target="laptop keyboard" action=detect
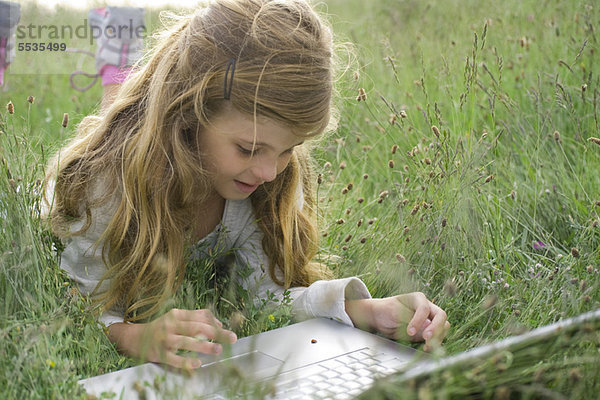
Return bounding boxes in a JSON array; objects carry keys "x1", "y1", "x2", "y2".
[{"x1": 268, "y1": 348, "x2": 408, "y2": 400}]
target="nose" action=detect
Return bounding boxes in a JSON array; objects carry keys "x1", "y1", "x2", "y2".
[{"x1": 251, "y1": 158, "x2": 278, "y2": 183}]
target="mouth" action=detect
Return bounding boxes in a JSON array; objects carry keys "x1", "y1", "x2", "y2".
[{"x1": 234, "y1": 180, "x2": 259, "y2": 194}]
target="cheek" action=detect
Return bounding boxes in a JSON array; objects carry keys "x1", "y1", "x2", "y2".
[{"x1": 276, "y1": 154, "x2": 292, "y2": 174}]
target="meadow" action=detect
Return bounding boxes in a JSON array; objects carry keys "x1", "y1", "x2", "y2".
[{"x1": 1, "y1": 0, "x2": 599, "y2": 398}]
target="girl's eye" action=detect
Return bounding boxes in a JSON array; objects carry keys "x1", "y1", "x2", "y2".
[{"x1": 237, "y1": 145, "x2": 255, "y2": 156}]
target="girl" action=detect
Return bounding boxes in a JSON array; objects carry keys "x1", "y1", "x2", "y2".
[{"x1": 45, "y1": 0, "x2": 450, "y2": 370}]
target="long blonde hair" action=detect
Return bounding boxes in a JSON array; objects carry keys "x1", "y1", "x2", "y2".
[{"x1": 46, "y1": 0, "x2": 335, "y2": 321}]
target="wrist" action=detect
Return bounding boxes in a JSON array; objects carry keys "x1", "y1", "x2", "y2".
[
  {"x1": 107, "y1": 322, "x2": 143, "y2": 359},
  {"x1": 345, "y1": 298, "x2": 375, "y2": 331}
]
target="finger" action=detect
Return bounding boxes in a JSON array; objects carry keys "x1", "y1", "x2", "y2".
[
  {"x1": 172, "y1": 309, "x2": 221, "y2": 325},
  {"x1": 172, "y1": 335, "x2": 224, "y2": 355},
  {"x1": 403, "y1": 293, "x2": 431, "y2": 337},
  {"x1": 176, "y1": 322, "x2": 237, "y2": 344},
  {"x1": 423, "y1": 321, "x2": 450, "y2": 352},
  {"x1": 443, "y1": 320, "x2": 451, "y2": 338},
  {"x1": 165, "y1": 351, "x2": 202, "y2": 370},
  {"x1": 422, "y1": 303, "x2": 448, "y2": 344}
]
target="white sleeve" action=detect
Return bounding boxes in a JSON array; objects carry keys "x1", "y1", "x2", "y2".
[
  {"x1": 59, "y1": 197, "x2": 125, "y2": 326},
  {"x1": 232, "y1": 221, "x2": 371, "y2": 327}
]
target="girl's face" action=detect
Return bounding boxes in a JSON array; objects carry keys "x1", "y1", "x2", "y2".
[{"x1": 199, "y1": 107, "x2": 304, "y2": 200}]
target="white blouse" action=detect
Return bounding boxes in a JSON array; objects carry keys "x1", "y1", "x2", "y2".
[{"x1": 59, "y1": 195, "x2": 371, "y2": 327}]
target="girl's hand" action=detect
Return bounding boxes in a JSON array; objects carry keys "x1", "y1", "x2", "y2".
[
  {"x1": 346, "y1": 292, "x2": 450, "y2": 351},
  {"x1": 108, "y1": 308, "x2": 237, "y2": 369}
]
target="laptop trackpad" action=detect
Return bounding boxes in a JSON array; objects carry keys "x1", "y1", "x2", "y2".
[{"x1": 202, "y1": 351, "x2": 284, "y2": 380}]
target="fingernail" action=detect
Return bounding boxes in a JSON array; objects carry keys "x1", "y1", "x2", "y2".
[
  {"x1": 230, "y1": 332, "x2": 237, "y2": 342},
  {"x1": 214, "y1": 344, "x2": 222, "y2": 354},
  {"x1": 193, "y1": 360, "x2": 202, "y2": 368},
  {"x1": 424, "y1": 331, "x2": 432, "y2": 340},
  {"x1": 408, "y1": 327, "x2": 416, "y2": 336}
]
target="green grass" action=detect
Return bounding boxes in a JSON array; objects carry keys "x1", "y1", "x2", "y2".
[{"x1": 1, "y1": 0, "x2": 599, "y2": 398}]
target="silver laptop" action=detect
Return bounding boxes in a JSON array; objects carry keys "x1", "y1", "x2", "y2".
[
  {"x1": 79, "y1": 317, "x2": 426, "y2": 399},
  {"x1": 80, "y1": 308, "x2": 600, "y2": 399}
]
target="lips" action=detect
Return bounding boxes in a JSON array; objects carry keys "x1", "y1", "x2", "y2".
[{"x1": 234, "y1": 180, "x2": 259, "y2": 194}]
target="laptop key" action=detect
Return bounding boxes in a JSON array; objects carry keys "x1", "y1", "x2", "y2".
[
  {"x1": 320, "y1": 358, "x2": 346, "y2": 369},
  {"x1": 342, "y1": 380, "x2": 362, "y2": 390},
  {"x1": 339, "y1": 373, "x2": 359, "y2": 382},
  {"x1": 321, "y1": 370, "x2": 339, "y2": 379},
  {"x1": 336, "y1": 366, "x2": 353, "y2": 375},
  {"x1": 356, "y1": 376, "x2": 374, "y2": 386},
  {"x1": 314, "y1": 381, "x2": 330, "y2": 390},
  {"x1": 327, "y1": 384, "x2": 347, "y2": 394}
]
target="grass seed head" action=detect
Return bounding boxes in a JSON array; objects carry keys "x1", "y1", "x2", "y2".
[
  {"x1": 62, "y1": 113, "x2": 69, "y2": 128},
  {"x1": 391, "y1": 144, "x2": 398, "y2": 154},
  {"x1": 582, "y1": 83, "x2": 587, "y2": 92},
  {"x1": 485, "y1": 174, "x2": 494, "y2": 183},
  {"x1": 441, "y1": 217, "x2": 447, "y2": 227},
  {"x1": 357, "y1": 197, "x2": 364, "y2": 204},
  {"x1": 553, "y1": 130, "x2": 561, "y2": 142},
  {"x1": 569, "y1": 368, "x2": 583, "y2": 383},
  {"x1": 431, "y1": 125, "x2": 440, "y2": 138},
  {"x1": 339, "y1": 161, "x2": 346, "y2": 170},
  {"x1": 482, "y1": 294, "x2": 498, "y2": 310},
  {"x1": 571, "y1": 248, "x2": 580, "y2": 258},
  {"x1": 346, "y1": 182, "x2": 353, "y2": 190},
  {"x1": 399, "y1": 110, "x2": 407, "y2": 118},
  {"x1": 443, "y1": 280, "x2": 457, "y2": 297},
  {"x1": 570, "y1": 277, "x2": 579, "y2": 285},
  {"x1": 336, "y1": 218, "x2": 345, "y2": 224},
  {"x1": 27, "y1": 96, "x2": 35, "y2": 104},
  {"x1": 396, "y1": 253, "x2": 406, "y2": 263},
  {"x1": 356, "y1": 88, "x2": 367, "y2": 102},
  {"x1": 344, "y1": 234, "x2": 352, "y2": 242},
  {"x1": 388, "y1": 160, "x2": 394, "y2": 168},
  {"x1": 410, "y1": 204, "x2": 420, "y2": 215},
  {"x1": 588, "y1": 137, "x2": 600, "y2": 146},
  {"x1": 363, "y1": 173, "x2": 369, "y2": 179},
  {"x1": 494, "y1": 386, "x2": 511, "y2": 400},
  {"x1": 389, "y1": 114, "x2": 397, "y2": 125},
  {"x1": 229, "y1": 311, "x2": 245, "y2": 331},
  {"x1": 7, "y1": 101, "x2": 14, "y2": 114}
]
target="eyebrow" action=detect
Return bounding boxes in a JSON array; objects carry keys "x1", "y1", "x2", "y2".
[{"x1": 240, "y1": 139, "x2": 304, "y2": 152}]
